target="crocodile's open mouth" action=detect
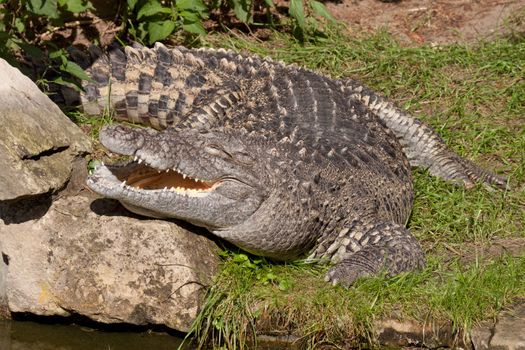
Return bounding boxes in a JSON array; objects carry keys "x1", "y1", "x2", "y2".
[{"x1": 116, "y1": 162, "x2": 217, "y2": 194}]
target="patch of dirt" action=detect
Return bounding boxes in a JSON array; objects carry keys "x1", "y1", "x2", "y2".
[
  {"x1": 40, "y1": 12, "x2": 122, "y2": 49},
  {"x1": 435, "y1": 237, "x2": 525, "y2": 265},
  {"x1": 325, "y1": 0, "x2": 525, "y2": 44}
]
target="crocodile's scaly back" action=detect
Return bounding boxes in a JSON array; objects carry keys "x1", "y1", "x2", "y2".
[{"x1": 85, "y1": 43, "x2": 506, "y2": 286}]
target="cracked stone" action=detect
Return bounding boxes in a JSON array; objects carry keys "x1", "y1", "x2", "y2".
[{"x1": 0, "y1": 58, "x2": 90, "y2": 201}]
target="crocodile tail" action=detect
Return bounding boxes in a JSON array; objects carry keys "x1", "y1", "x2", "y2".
[
  {"x1": 80, "y1": 43, "x2": 269, "y2": 130},
  {"x1": 344, "y1": 80, "x2": 507, "y2": 189}
]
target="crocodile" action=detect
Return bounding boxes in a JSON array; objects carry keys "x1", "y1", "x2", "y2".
[{"x1": 85, "y1": 42, "x2": 506, "y2": 287}]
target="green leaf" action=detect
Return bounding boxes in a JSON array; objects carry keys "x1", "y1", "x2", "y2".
[
  {"x1": 53, "y1": 76, "x2": 82, "y2": 91},
  {"x1": 179, "y1": 10, "x2": 201, "y2": 23},
  {"x1": 49, "y1": 48, "x2": 67, "y2": 59},
  {"x1": 233, "y1": 0, "x2": 251, "y2": 23},
  {"x1": 5, "y1": 37, "x2": 21, "y2": 51},
  {"x1": 63, "y1": 0, "x2": 93, "y2": 12},
  {"x1": 263, "y1": 0, "x2": 274, "y2": 7},
  {"x1": 182, "y1": 20, "x2": 206, "y2": 35},
  {"x1": 127, "y1": 0, "x2": 138, "y2": 11},
  {"x1": 289, "y1": 0, "x2": 305, "y2": 29},
  {"x1": 61, "y1": 60, "x2": 91, "y2": 81},
  {"x1": 19, "y1": 43, "x2": 45, "y2": 59},
  {"x1": 136, "y1": 21, "x2": 148, "y2": 41},
  {"x1": 147, "y1": 20, "x2": 176, "y2": 43},
  {"x1": 87, "y1": 159, "x2": 102, "y2": 174},
  {"x1": 14, "y1": 18, "x2": 25, "y2": 33},
  {"x1": 310, "y1": 0, "x2": 335, "y2": 22},
  {"x1": 263, "y1": 272, "x2": 277, "y2": 282},
  {"x1": 137, "y1": 0, "x2": 171, "y2": 19},
  {"x1": 176, "y1": 0, "x2": 207, "y2": 13},
  {"x1": 278, "y1": 278, "x2": 291, "y2": 291},
  {"x1": 232, "y1": 253, "x2": 249, "y2": 263},
  {"x1": 27, "y1": 0, "x2": 59, "y2": 18}
]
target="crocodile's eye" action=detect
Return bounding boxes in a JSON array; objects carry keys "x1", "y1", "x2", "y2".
[{"x1": 204, "y1": 145, "x2": 232, "y2": 158}]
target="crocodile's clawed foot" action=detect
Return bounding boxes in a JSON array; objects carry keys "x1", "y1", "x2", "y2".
[
  {"x1": 321, "y1": 222, "x2": 426, "y2": 288},
  {"x1": 325, "y1": 259, "x2": 376, "y2": 287}
]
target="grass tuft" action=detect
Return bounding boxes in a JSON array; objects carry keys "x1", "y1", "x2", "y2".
[{"x1": 189, "y1": 252, "x2": 525, "y2": 348}]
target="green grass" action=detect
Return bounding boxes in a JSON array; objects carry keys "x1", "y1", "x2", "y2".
[
  {"x1": 190, "y1": 253, "x2": 525, "y2": 348},
  {"x1": 183, "y1": 28, "x2": 525, "y2": 348},
  {"x1": 68, "y1": 108, "x2": 114, "y2": 140}
]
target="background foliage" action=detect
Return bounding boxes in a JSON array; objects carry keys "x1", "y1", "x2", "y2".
[{"x1": 0, "y1": 0, "x2": 335, "y2": 87}]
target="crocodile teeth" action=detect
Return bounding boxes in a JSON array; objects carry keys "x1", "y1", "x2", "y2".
[
  {"x1": 120, "y1": 180, "x2": 127, "y2": 188},
  {"x1": 138, "y1": 159, "x2": 143, "y2": 164},
  {"x1": 134, "y1": 156, "x2": 138, "y2": 161},
  {"x1": 182, "y1": 174, "x2": 186, "y2": 179}
]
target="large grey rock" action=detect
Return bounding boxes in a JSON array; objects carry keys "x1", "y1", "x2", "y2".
[
  {"x1": 0, "y1": 58, "x2": 91, "y2": 201},
  {"x1": 0, "y1": 194, "x2": 220, "y2": 332},
  {"x1": 471, "y1": 303, "x2": 525, "y2": 350},
  {"x1": 489, "y1": 303, "x2": 525, "y2": 350},
  {"x1": 471, "y1": 320, "x2": 494, "y2": 350},
  {"x1": 374, "y1": 318, "x2": 465, "y2": 348}
]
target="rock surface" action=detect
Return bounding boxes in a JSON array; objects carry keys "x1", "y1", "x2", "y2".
[
  {"x1": 373, "y1": 318, "x2": 464, "y2": 348},
  {"x1": 0, "y1": 57, "x2": 220, "y2": 332},
  {"x1": 471, "y1": 320, "x2": 494, "y2": 350},
  {"x1": 0, "y1": 58, "x2": 90, "y2": 201},
  {"x1": 472, "y1": 303, "x2": 525, "y2": 350},
  {"x1": 371, "y1": 303, "x2": 525, "y2": 350},
  {"x1": 0, "y1": 193, "x2": 220, "y2": 332}
]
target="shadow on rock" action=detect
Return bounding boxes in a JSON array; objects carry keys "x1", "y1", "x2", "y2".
[
  {"x1": 89, "y1": 197, "x2": 135, "y2": 217},
  {"x1": 0, "y1": 194, "x2": 52, "y2": 225},
  {"x1": 89, "y1": 198, "x2": 219, "y2": 243}
]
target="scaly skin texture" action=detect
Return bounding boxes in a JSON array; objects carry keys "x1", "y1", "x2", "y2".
[{"x1": 85, "y1": 43, "x2": 506, "y2": 286}]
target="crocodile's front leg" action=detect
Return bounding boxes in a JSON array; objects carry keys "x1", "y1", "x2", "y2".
[{"x1": 311, "y1": 221, "x2": 425, "y2": 287}]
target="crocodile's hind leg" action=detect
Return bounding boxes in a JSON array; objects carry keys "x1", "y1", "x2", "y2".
[
  {"x1": 344, "y1": 80, "x2": 507, "y2": 189},
  {"x1": 310, "y1": 221, "x2": 425, "y2": 287}
]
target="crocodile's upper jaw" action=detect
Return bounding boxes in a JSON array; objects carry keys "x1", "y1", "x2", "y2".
[{"x1": 87, "y1": 125, "x2": 267, "y2": 230}]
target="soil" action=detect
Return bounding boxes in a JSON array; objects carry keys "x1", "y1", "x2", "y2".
[
  {"x1": 440, "y1": 237, "x2": 525, "y2": 265},
  {"x1": 325, "y1": 0, "x2": 525, "y2": 45}
]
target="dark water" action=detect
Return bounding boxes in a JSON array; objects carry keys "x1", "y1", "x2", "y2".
[{"x1": 0, "y1": 319, "x2": 191, "y2": 350}]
